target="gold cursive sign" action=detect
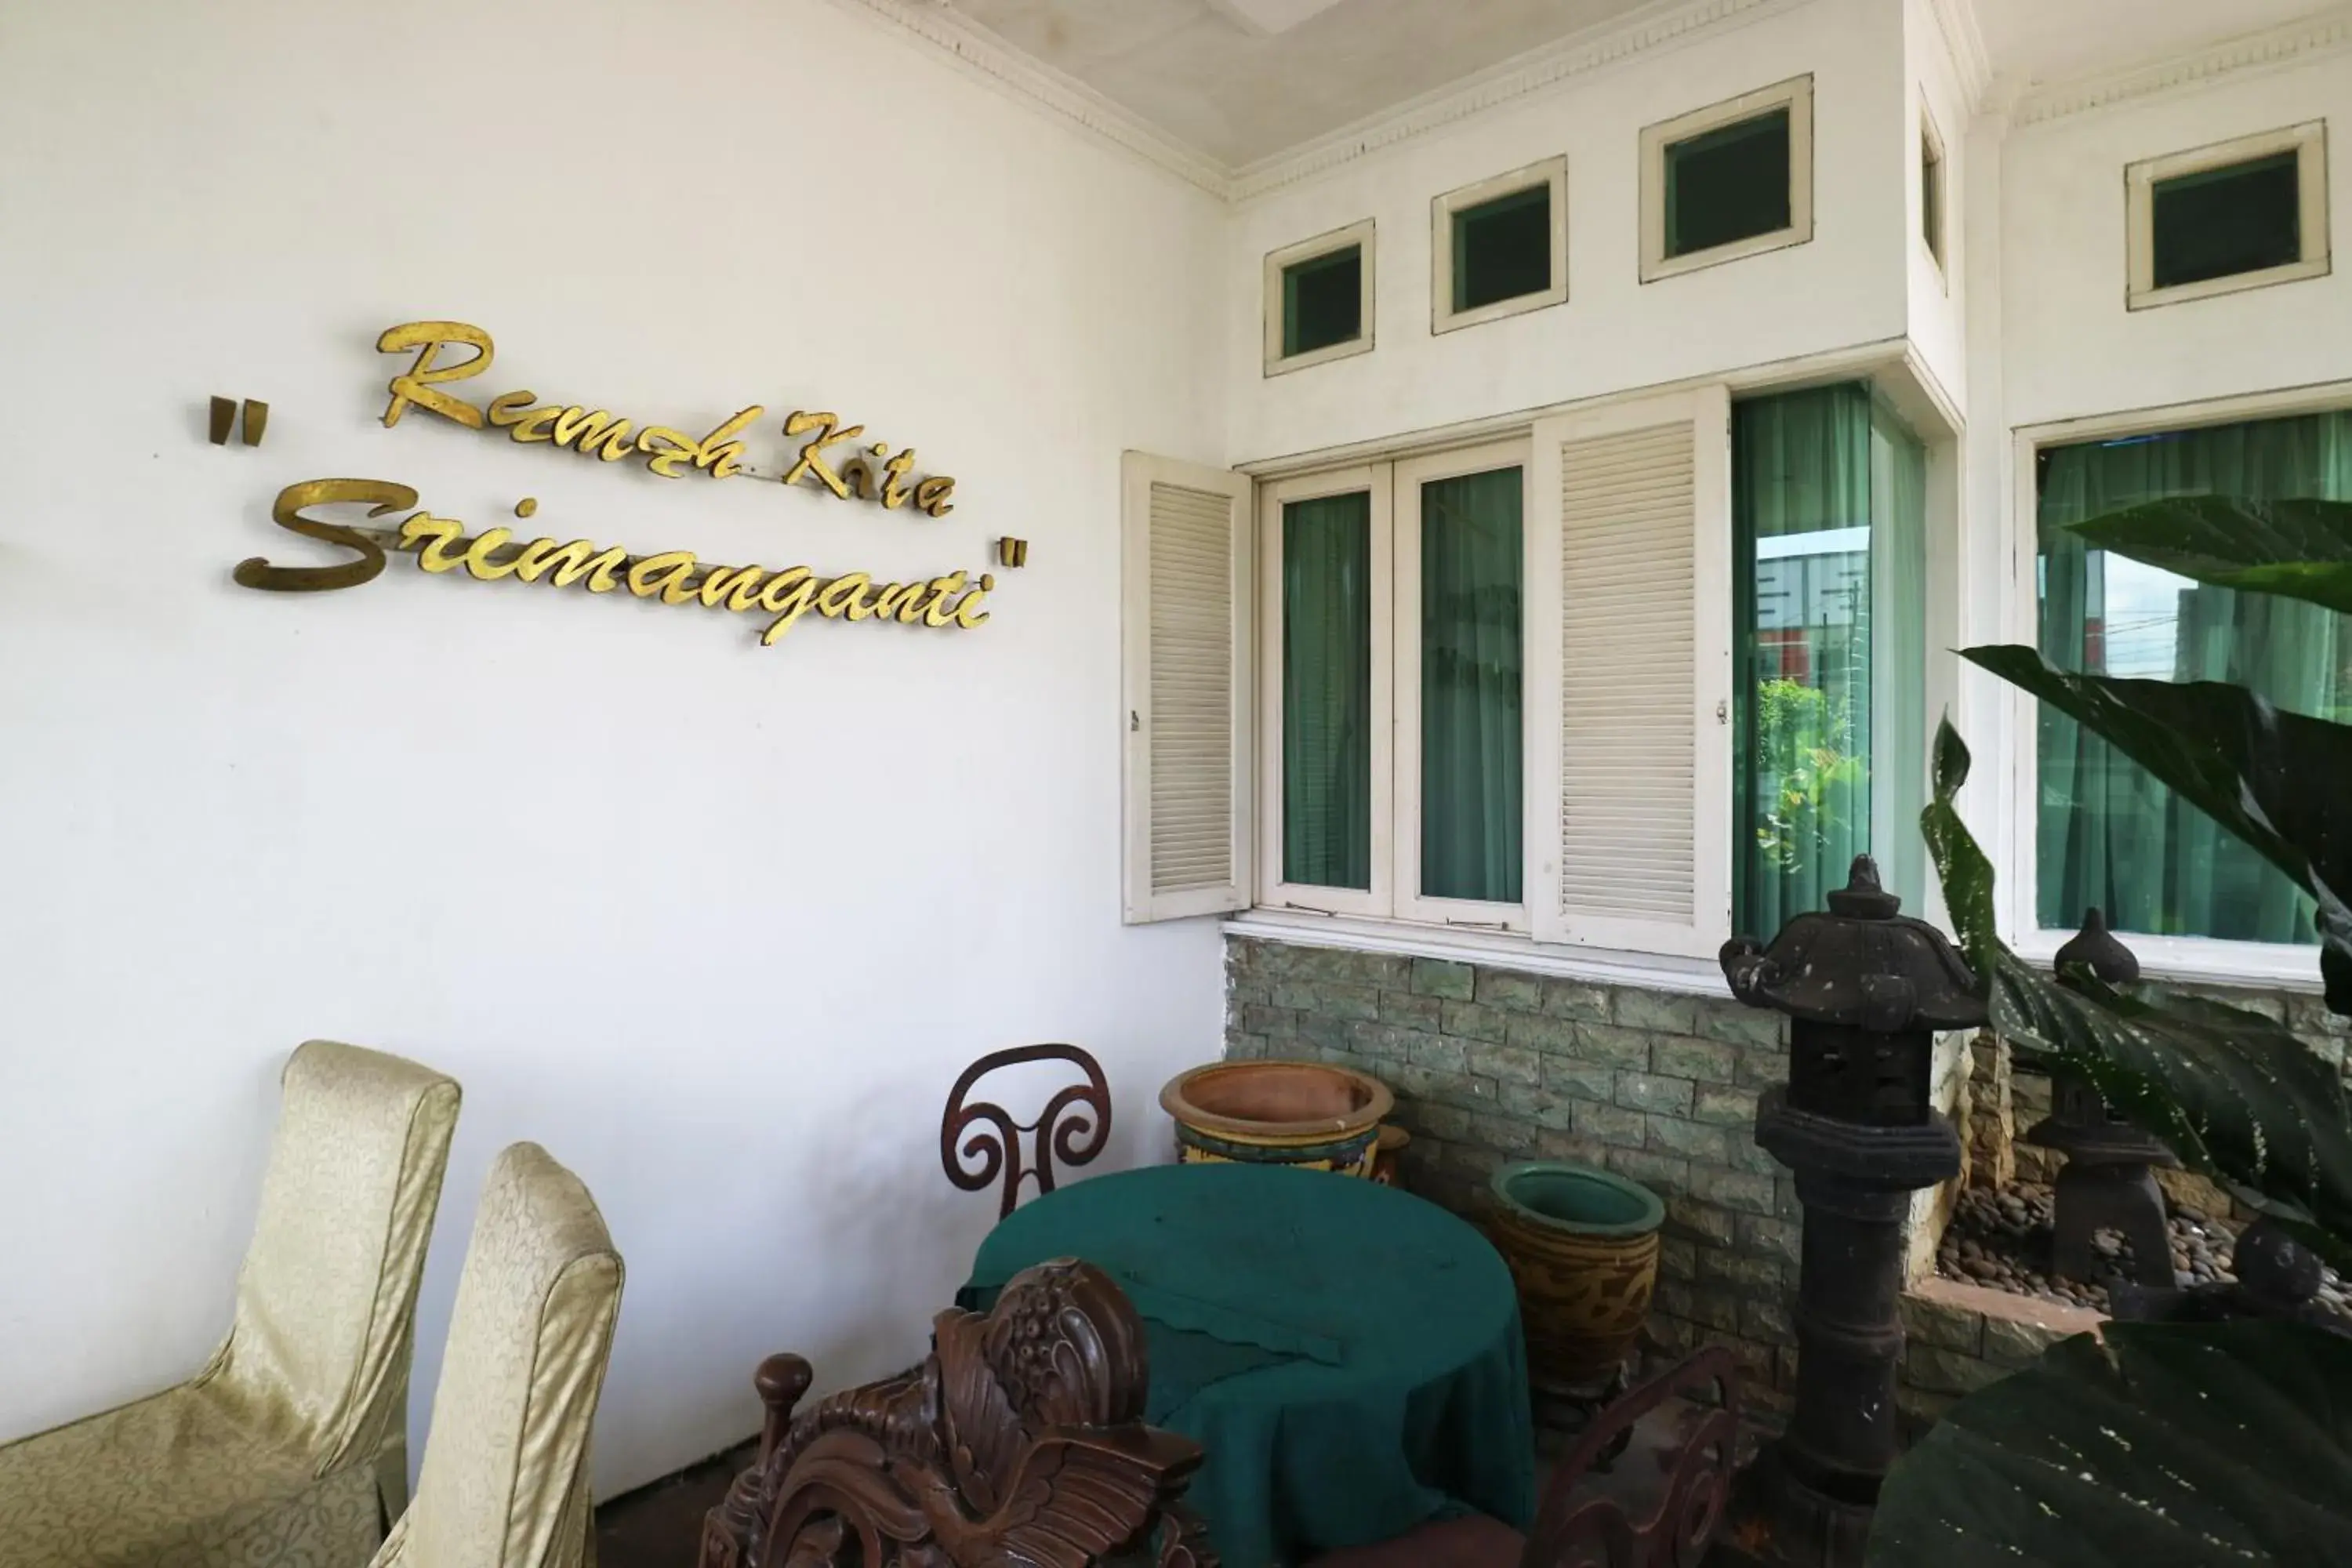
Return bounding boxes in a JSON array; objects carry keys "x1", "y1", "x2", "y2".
[
  {"x1": 376, "y1": 321, "x2": 956, "y2": 515},
  {"x1": 235, "y1": 479, "x2": 989, "y2": 648}
]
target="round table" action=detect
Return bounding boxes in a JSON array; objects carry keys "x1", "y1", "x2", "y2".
[{"x1": 961, "y1": 1162, "x2": 1535, "y2": 1568}]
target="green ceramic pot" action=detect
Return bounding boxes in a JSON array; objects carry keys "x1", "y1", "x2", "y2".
[{"x1": 1487, "y1": 1161, "x2": 1667, "y2": 1388}]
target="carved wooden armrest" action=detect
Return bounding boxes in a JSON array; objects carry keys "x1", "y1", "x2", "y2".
[
  {"x1": 702, "y1": 1355, "x2": 815, "y2": 1568},
  {"x1": 700, "y1": 1260, "x2": 1216, "y2": 1568},
  {"x1": 1521, "y1": 1346, "x2": 1743, "y2": 1568}
]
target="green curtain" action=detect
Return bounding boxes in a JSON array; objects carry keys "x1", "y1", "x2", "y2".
[
  {"x1": 1283, "y1": 492, "x2": 1374, "y2": 890},
  {"x1": 1732, "y1": 384, "x2": 1925, "y2": 938},
  {"x1": 2037, "y1": 413, "x2": 2352, "y2": 942},
  {"x1": 1421, "y1": 467, "x2": 1523, "y2": 904}
]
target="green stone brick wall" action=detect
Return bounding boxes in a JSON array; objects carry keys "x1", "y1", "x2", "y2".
[
  {"x1": 1225, "y1": 933, "x2": 2341, "y2": 1432},
  {"x1": 1224, "y1": 935, "x2": 1802, "y2": 1408}
]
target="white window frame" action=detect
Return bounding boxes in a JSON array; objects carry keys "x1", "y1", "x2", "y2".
[
  {"x1": 2005, "y1": 390, "x2": 2344, "y2": 989},
  {"x1": 1920, "y1": 103, "x2": 1947, "y2": 280},
  {"x1": 1432, "y1": 156, "x2": 1569, "y2": 335},
  {"x1": 1264, "y1": 219, "x2": 1377, "y2": 376},
  {"x1": 1639, "y1": 75, "x2": 1815, "y2": 285},
  {"x1": 1254, "y1": 443, "x2": 1532, "y2": 931},
  {"x1": 1258, "y1": 466, "x2": 1395, "y2": 919},
  {"x1": 2126, "y1": 121, "x2": 2329, "y2": 312},
  {"x1": 1393, "y1": 439, "x2": 1534, "y2": 932},
  {"x1": 1233, "y1": 347, "x2": 1961, "y2": 985}
]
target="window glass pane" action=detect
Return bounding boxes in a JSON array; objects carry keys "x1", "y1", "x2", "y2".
[
  {"x1": 1922, "y1": 136, "x2": 1944, "y2": 260},
  {"x1": 1421, "y1": 466, "x2": 1523, "y2": 904},
  {"x1": 1282, "y1": 245, "x2": 1363, "y2": 358},
  {"x1": 2152, "y1": 151, "x2": 2300, "y2": 289},
  {"x1": 1282, "y1": 492, "x2": 1374, "y2": 890},
  {"x1": 2036, "y1": 414, "x2": 2352, "y2": 942},
  {"x1": 1665, "y1": 107, "x2": 1791, "y2": 259},
  {"x1": 1731, "y1": 384, "x2": 1925, "y2": 938},
  {"x1": 1453, "y1": 183, "x2": 1552, "y2": 313}
]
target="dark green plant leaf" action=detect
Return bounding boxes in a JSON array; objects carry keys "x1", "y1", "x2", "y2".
[
  {"x1": 2067, "y1": 495, "x2": 2352, "y2": 617},
  {"x1": 1869, "y1": 1321, "x2": 2352, "y2": 1566},
  {"x1": 1962, "y1": 644, "x2": 2352, "y2": 1017},
  {"x1": 1923, "y1": 724, "x2": 2352, "y2": 1269},
  {"x1": 1921, "y1": 718, "x2": 1997, "y2": 960}
]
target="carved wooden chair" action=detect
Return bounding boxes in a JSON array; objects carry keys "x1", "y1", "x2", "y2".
[
  {"x1": 942, "y1": 1044, "x2": 1112, "y2": 1218},
  {"x1": 1303, "y1": 1348, "x2": 1743, "y2": 1568},
  {"x1": 700, "y1": 1258, "x2": 1214, "y2": 1568}
]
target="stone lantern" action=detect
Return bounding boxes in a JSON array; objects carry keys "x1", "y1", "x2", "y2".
[
  {"x1": 1719, "y1": 856, "x2": 1984, "y2": 1566},
  {"x1": 2027, "y1": 908, "x2": 2179, "y2": 1290}
]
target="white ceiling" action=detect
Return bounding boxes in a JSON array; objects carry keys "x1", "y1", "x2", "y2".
[
  {"x1": 942, "y1": 0, "x2": 1663, "y2": 168},
  {"x1": 1973, "y1": 0, "x2": 2329, "y2": 87},
  {"x1": 935, "y1": 0, "x2": 2346, "y2": 172}
]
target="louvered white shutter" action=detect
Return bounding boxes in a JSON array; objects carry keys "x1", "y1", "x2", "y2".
[
  {"x1": 1524, "y1": 387, "x2": 1732, "y2": 956},
  {"x1": 1122, "y1": 452, "x2": 1254, "y2": 924}
]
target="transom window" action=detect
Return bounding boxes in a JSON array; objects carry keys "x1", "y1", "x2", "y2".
[
  {"x1": 1261, "y1": 445, "x2": 1528, "y2": 926},
  {"x1": 2034, "y1": 408, "x2": 2352, "y2": 944},
  {"x1": 1641, "y1": 77, "x2": 1815, "y2": 282},
  {"x1": 1921, "y1": 108, "x2": 1946, "y2": 271},
  {"x1": 2127, "y1": 122, "x2": 2329, "y2": 310},
  {"x1": 1264, "y1": 220, "x2": 1377, "y2": 375},
  {"x1": 1432, "y1": 158, "x2": 1569, "y2": 333}
]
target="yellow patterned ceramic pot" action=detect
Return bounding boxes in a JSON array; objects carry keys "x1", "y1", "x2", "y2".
[
  {"x1": 1487, "y1": 1160, "x2": 1666, "y2": 1388},
  {"x1": 1160, "y1": 1061, "x2": 1396, "y2": 1178}
]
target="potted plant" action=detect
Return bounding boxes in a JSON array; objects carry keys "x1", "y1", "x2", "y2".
[{"x1": 1865, "y1": 494, "x2": 2352, "y2": 1563}]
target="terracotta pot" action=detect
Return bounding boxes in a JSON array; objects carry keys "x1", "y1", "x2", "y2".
[
  {"x1": 1487, "y1": 1160, "x2": 1666, "y2": 1388},
  {"x1": 1370, "y1": 1124, "x2": 1411, "y2": 1187},
  {"x1": 1159, "y1": 1061, "x2": 1396, "y2": 1178}
]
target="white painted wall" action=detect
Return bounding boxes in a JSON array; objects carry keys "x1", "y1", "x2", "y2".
[
  {"x1": 1225, "y1": 0, "x2": 1911, "y2": 465},
  {"x1": 1979, "y1": 45, "x2": 2352, "y2": 950},
  {"x1": 0, "y1": 0, "x2": 1229, "y2": 1494},
  {"x1": 1904, "y1": 0, "x2": 1970, "y2": 407},
  {"x1": 1955, "y1": 100, "x2": 2020, "y2": 934},
  {"x1": 2003, "y1": 49, "x2": 2352, "y2": 428},
  {"x1": 9, "y1": 0, "x2": 2340, "y2": 1508}
]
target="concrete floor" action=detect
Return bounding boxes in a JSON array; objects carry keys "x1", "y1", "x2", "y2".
[
  {"x1": 594, "y1": 1438, "x2": 757, "y2": 1568},
  {"x1": 591, "y1": 1399, "x2": 1746, "y2": 1567}
]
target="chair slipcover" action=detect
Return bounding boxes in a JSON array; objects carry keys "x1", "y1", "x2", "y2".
[
  {"x1": 0, "y1": 1040, "x2": 463, "y2": 1567},
  {"x1": 371, "y1": 1142, "x2": 623, "y2": 1568}
]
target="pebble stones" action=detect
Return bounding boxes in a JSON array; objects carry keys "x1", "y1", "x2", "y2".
[{"x1": 1933, "y1": 1181, "x2": 2352, "y2": 1317}]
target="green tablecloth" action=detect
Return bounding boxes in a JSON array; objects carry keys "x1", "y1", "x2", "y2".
[{"x1": 960, "y1": 1163, "x2": 1535, "y2": 1568}]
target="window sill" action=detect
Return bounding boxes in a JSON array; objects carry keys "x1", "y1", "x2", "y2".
[
  {"x1": 2012, "y1": 927, "x2": 2325, "y2": 993},
  {"x1": 2126, "y1": 256, "x2": 2331, "y2": 311},
  {"x1": 1224, "y1": 913, "x2": 2328, "y2": 1000},
  {"x1": 1640, "y1": 223, "x2": 1810, "y2": 284},
  {"x1": 1264, "y1": 335, "x2": 1374, "y2": 377},
  {"x1": 1433, "y1": 285, "x2": 1566, "y2": 336},
  {"x1": 1222, "y1": 908, "x2": 1733, "y2": 996}
]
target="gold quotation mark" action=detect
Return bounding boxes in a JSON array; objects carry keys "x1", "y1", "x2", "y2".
[{"x1": 208, "y1": 397, "x2": 269, "y2": 447}]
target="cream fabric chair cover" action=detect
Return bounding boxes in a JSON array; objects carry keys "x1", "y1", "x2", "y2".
[
  {"x1": 0, "y1": 1040, "x2": 463, "y2": 1568},
  {"x1": 372, "y1": 1142, "x2": 624, "y2": 1568}
]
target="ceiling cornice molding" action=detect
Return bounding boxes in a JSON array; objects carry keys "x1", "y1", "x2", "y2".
[
  {"x1": 2013, "y1": 5, "x2": 2352, "y2": 128},
  {"x1": 1229, "y1": 0, "x2": 1798, "y2": 201},
  {"x1": 1922, "y1": 0, "x2": 1992, "y2": 112},
  {"x1": 830, "y1": 0, "x2": 1235, "y2": 198},
  {"x1": 835, "y1": 0, "x2": 1874, "y2": 206}
]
